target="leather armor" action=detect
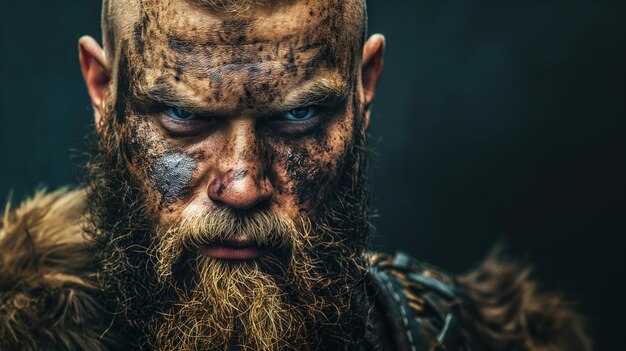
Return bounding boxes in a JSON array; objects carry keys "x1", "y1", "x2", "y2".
[{"x1": 365, "y1": 252, "x2": 473, "y2": 351}]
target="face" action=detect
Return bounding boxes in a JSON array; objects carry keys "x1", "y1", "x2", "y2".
[
  {"x1": 110, "y1": 0, "x2": 364, "y2": 222},
  {"x1": 81, "y1": 0, "x2": 383, "y2": 349}
]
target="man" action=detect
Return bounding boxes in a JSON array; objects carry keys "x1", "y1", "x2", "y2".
[{"x1": 0, "y1": 0, "x2": 591, "y2": 350}]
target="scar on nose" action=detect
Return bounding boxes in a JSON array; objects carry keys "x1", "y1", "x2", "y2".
[
  {"x1": 210, "y1": 169, "x2": 248, "y2": 196},
  {"x1": 232, "y1": 169, "x2": 248, "y2": 181}
]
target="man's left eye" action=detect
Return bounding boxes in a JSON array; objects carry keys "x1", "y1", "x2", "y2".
[
  {"x1": 164, "y1": 107, "x2": 196, "y2": 120},
  {"x1": 282, "y1": 106, "x2": 317, "y2": 121}
]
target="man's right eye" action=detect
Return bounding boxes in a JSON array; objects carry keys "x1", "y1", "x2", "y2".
[{"x1": 164, "y1": 107, "x2": 196, "y2": 120}]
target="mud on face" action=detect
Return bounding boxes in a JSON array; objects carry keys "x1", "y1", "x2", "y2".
[
  {"x1": 89, "y1": 1, "x2": 372, "y2": 348},
  {"x1": 104, "y1": 0, "x2": 367, "y2": 220}
]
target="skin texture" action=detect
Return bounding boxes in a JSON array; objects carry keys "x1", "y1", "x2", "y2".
[
  {"x1": 96, "y1": 0, "x2": 366, "y2": 222},
  {"x1": 79, "y1": 0, "x2": 384, "y2": 349},
  {"x1": 151, "y1": 151, "x2": 197, "y2": 204},
  {"x1": 82, "y1": 0, "x2": 383, "y2": 226}
]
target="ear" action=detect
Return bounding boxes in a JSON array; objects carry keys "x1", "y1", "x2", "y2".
[
  {"x1": 361, "y1": 34, "x2": 385, "y2": 129},
  {"x1": 79, "y1": 36, "x2": 110, "y2": 134}
]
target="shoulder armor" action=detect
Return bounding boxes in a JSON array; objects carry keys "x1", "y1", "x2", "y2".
[{"x1": 368, "y1": 252, "x2": 473, "y2": 351}]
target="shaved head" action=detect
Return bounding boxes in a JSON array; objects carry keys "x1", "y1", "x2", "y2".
[{"x1": 101, "y1": 0, "x2": 367, "y2": 65}]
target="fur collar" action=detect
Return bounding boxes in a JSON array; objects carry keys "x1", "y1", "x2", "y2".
[
  {"x1": 0, "y1": 190, "x2": 591, "y2": 350},
  {"x1": 457, "y1": 250, "x2": 593, "y2": 350},
  {"x1": 0, "y1": 189, "x2": 123, "y2": 350}
]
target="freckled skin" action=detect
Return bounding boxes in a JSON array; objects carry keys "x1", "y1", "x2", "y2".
[{"x1": 108, "y1": 0, "x2": 366, "y2": 230}]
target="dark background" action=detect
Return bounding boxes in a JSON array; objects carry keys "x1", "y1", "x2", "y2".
[{"x1": 1, "y1": 0, "x2": 624, "y2": 349}]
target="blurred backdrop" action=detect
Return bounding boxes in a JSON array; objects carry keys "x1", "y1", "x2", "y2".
[{"x1": 0, "y1": 0, "x2": 624, "y2": 349}]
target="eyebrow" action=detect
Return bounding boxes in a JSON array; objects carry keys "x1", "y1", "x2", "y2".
[
  {"x1": 139, "y1": 83, "x2": 192, "y2": 108},
  {"x1": 138, "y1": 77, "x2": 349, "y2": 114},
  {"x1": 278, "y1": 78, "x2": 350, "y2": 111}
]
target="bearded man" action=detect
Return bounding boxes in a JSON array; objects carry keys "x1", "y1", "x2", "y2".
[{"x1": 0, "y1": 0, "x2": 592, "y2": 350}]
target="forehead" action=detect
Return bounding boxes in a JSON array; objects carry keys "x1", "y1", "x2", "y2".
[{"x1": 119, "y1": 0, "x2": 360, "y2": 112}]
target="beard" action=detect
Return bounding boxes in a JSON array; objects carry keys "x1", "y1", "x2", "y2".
[
  {"x1": 151, "y1": 208, "x2": 365, "y2": 350},
  {"x1": 84, "y1": 87, "x2": 372, "y2": 350}
]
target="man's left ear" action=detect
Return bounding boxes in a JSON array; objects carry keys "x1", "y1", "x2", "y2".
[
  {"x1": 361, "y1": 34, "x2": 385, "y2": 129},
  {"x1": 79, "y1": 36, "x2": 110, "y2": 134}
]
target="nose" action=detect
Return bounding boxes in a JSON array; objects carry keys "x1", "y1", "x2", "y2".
[
  {"x1": 207, "y1": 119, "x2": 273, "y2": 210},
  {"x1": 208, "y1": 168, "x2": 272, "y2": 209}
]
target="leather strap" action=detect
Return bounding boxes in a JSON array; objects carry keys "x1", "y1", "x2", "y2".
[
  {"x1": 369, "y1": 252, "x2": 472, "y2": 351},
  {"x1": 371, "y1": 262, "x2": 428, "y2": 351}
]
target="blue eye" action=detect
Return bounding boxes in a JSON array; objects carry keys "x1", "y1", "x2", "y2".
[
  {"x1": 165, "y1": 107, "x2": 195, "y2": 120},
  {"x1": 282, "y1": 106, "x2": 317, "y2": 121}
]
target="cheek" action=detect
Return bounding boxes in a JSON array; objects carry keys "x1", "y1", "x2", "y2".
[
  {"x1": 122, "y1": 117, "x2": 200, "y2": 210},
  {"x1": 151, "y1": 152, "x2": 197, "y2": 205},
  {"x1": 272, "y1": 111, "x2": 356, "y2": 212}
]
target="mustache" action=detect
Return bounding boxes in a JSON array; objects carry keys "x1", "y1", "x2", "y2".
[{"x1": 154, "y1": 208, "x2": 301, "y2": 279}]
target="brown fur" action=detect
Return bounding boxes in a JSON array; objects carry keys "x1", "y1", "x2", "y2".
[
  {"x1": 457, "y1": 249, "x2": 593, "y2": 350},
  {"x1": 0, "y1": 190, "x2": 592, "y2": 350},
  {"x1": 0, "y1": 189, "x2": 123, "y2": 351}
]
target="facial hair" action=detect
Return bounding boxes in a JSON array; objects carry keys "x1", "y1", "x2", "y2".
[
  {"x1": 153, "y1": 210, "x2": 320, "y2": 350},
  {"x1": 83, "y1": 66, "x2": 372, "y2": 350}
]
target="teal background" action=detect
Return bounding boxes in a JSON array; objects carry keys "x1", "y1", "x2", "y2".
[{"x1": 1, "y1": 0, "x2": 624, "y2": 348}]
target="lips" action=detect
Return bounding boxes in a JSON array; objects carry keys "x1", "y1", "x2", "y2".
[{"x1": 200, "y1": 240, "x2": 265, "y2": 260}]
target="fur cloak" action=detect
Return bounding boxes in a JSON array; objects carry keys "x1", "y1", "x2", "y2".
[{"x1": 0, "y1": 189, "x2": 592, "y2": 350}]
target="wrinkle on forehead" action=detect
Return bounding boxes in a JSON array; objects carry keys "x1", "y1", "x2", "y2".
[
  {"x1": 166, "y1": 0, "x2": 329, "y2": 42},
  {"x1": 104, "y1": 0, "x2": 363, "y2": 68},
  {"x1": 106, "y1": 0, "x2": 364, "y2": 114},
  {"x1": 163, "y1": 38, "x2": 328, "y2": 78}
]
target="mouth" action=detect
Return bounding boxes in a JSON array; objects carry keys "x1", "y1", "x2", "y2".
[{"x1": 199, "y1": 239, "x2": 265, "y2": 260}]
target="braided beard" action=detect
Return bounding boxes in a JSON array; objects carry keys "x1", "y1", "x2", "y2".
[{"x1": 84, "y1": 69, "x2": 372, "y2": 349}]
